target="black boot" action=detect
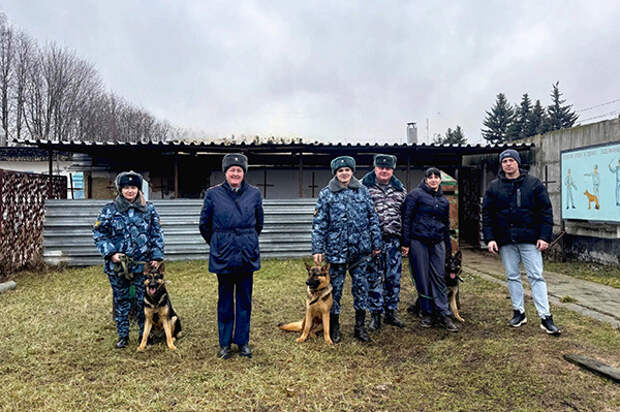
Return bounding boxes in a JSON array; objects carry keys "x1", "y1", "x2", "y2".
[
  {"x1": 354, "y1": 310, "x2": 370, "y2": 342},
  {"x1": 330, "y1": 313, "x2": 342, "y2": 344},
  {"x1": 384, "y1": 309, "x2": 405, "y2": 328},
  {"x1": 440, "y1": 315, "x2": 459, "y2": 333},
  {"x1": 368, "y1": 311, "x2": 382, "y2": 332}
]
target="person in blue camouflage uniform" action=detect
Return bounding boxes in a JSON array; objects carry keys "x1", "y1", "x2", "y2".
[
  {"x1": 312, "y1": 156, "x2": 382, "y2": 343},
  {"x1": 93, "y1": 171, "x2": 165, "y2": 349},
  {"x1": 362, "y1": 154, "x2": 407, "y2": 332}
]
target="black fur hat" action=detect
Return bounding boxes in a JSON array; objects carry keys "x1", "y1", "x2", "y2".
[
  {"x1": 115, "y1": 171, "x2": 143, "y2": 190},
  {"x1": 374, "y1": 154, "x2": 397, "y2": 169},
  {"x1": 330, "y1": 156, "x2": 356, "y2": 174},
  {"x1": 222, "y1": 153, "x2": 248, "y2": 173}
]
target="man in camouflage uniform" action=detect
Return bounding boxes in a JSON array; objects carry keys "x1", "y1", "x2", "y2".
[
  {"x1": 93, "y1": 171, "x2": 165, "y2": 348},
  {"x1": 362, "y1": 154, "x2": 407, "y2": 331},
  {"x1": 312, "y1": 156, "x2": 382, "y2": 343}
]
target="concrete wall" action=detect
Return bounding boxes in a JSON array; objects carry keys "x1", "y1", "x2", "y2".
[{"x1": 520, "y1": 117, "x2": 620, "y2": 265}]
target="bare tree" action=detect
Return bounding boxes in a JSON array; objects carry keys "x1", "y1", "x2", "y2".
[
  {"x1": 13, "y1": 31, "x2": 34, "y2": 141},
  {"x1": 0, "y1": 14, "x2": 15, "y2": 145},
  {"x1": 1, "y1": 13, "x2": 175, "y2": 144}
]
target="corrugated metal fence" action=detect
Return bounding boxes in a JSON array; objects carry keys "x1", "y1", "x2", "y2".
[{"x1": 44, "y1": 199, "x2": 316, "y2": 266}]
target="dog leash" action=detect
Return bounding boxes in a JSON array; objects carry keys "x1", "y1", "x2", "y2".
[
  {"x1": 112, "y1": 254, "x2": 148, "y2": 280},
  {"x1": 348, "y1": 254, "x2": 373, "y2": 272}
]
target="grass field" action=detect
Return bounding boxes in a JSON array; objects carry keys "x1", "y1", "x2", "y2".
[
  {"x1": 544, "y1": 259, "x2": 620, "y2": 289},
  {"x1": 1, "y1": 258, "x2": 618, "y2": 411}
]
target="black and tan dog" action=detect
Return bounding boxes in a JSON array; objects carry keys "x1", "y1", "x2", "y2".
[
  {"x1": 278, "y1": 263, "x2": 333, "y2": 344},
  {"x1": 407, "y1": 250, "x2": 465, "y2": 322},
  {"x1": 137, "y1": 262, "x2": 182, "y2": 351},
  {"x1": 446, "y1": 250, "x2": 464, "y2": 322}
]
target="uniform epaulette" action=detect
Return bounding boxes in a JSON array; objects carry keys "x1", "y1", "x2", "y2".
[{"x1": 207, "y1": 183, "x2": 223, "y2": 191}]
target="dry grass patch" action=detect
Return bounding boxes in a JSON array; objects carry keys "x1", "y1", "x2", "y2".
[{"x1": 0, "y1": 258, "x2": 618, "y2": 411}]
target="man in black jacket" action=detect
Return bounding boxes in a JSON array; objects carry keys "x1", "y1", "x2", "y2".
[{"x1": 482, "y1": 149, "x2": 560, "y2": 335}]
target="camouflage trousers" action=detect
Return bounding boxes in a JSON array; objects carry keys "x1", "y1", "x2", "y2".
[
  {"x1": 107, "y1": 272, "x2": 145, "y2": 339},
  {"x1": 330, "y1": 259, "x2": 370, "y2": 315},
  {"x1": 368, "y1": 237, "x2": 402, "y2": 312}
]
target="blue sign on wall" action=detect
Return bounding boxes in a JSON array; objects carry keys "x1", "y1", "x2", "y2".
[{"x1": 561, "y1": 142, "x2": 620, "y2": 223}]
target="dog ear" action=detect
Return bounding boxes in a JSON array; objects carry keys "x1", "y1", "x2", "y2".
[
  {"x1": 455, "y1": 250, "x2": 462, "y2": 260},
  {"x1": 322, "y1": 263, "x2": 330, "y2": 273},
  {"x1": 304, "y1": 262, "x2": 312, "y2": 272},
  {"x1": 158, "y1": 261, "x2": 165, "y2": 274}
]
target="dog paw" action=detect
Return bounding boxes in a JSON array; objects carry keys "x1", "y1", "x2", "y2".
[
  {"x1": 326, "y1": 339, "x2": 333, "y2": 345},
  {"x1": 296, "y1": 337, "x2": 306, "y2": 343},
  {"x1": 168, "y1": 345, "x2": 177, "y2": 351},
  {"x1": 137, "y1": 346, "x2": 145, "y2": 352}
]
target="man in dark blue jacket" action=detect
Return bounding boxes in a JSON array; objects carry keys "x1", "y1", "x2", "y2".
[
  {"x1": 482, "y1": 149, "x2": 560, "y2": 335},
  {"x1": 199, "y1": 153, "x2": 264, "y2": 358}
]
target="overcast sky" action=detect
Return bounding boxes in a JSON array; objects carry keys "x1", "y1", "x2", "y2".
[{"x1": 3, "y1": 1, "x2": 620, "y2": 144}]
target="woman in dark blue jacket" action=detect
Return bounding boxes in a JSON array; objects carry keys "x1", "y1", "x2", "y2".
[
  {"x1": 402, "y1": 167, "x2": 458, "y2": 332},
  {"x1": 199, "y1": 153, "x2": 264, "y2": 359}
]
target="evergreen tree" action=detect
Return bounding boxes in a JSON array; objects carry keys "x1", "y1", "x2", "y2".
[
  {"x1": 507, "y1": 93, "x2": 533, "y2": 140},
  {"x1": 434, "y1": 125, "x2": 467, "y2": 144},
  {"x1": 481, "y1": 93, "x2": 515, "y2": 144},
  {"x1": 527, "y1": 99, "x2": 549, "y2": 136},
  {"x1": 547, "y1": 81, "x2": 578, "y2": 131}
]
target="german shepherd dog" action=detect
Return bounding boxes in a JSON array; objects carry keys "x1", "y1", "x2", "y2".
[
  {"x1": 584, "y1": 190, "x2": 600, "y2": 210},
  {"x1": 407, "y1": 250, "x2": 464, "y2": 322},
  {"x1": 278, "y1": 263, "x2": 333, "y2": 344},
  {"x1": 137, "y1": 262, "x2": 182, "y2": 351},
  {"x1": 446, "y1": 250, "x2": 464, "y2": 322}
]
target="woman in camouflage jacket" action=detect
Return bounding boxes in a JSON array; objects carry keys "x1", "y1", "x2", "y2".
[
  {"x1": 312, "y1": 156, "x2": 382, "y2": 343},
  {"x1": 93, "y1": 171, "x2": 164, "y2": 349}
]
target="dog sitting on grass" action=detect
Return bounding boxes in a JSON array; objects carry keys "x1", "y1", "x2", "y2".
[
  {"x1": 278, "y1": 263, "x2": 333, "y2": 344},
  {"x1": 137, "y1": 262, "x2": 182, "y2": 351}
]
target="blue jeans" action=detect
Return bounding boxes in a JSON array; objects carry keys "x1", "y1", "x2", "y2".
[{"x1": 499, "y1": 243, "x2": 550, "y2": 318}]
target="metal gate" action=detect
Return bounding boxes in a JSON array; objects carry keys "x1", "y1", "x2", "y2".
[{"x1": 458, "y1": 167, "x2": 482, "y2": 248}]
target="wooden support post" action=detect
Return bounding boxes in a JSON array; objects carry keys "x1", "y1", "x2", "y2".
[
  {"x1": 174, "y1": 154, "x2": 179, "y2": 199},
  {"x1": 298, "y1": 153, "x2": 304, "y2": 198},
  {"x1": 48, "y1": 144, "x2": 53, "y2": 198},
  {"x1": 406, "y1": 154, "x2": 411, "y2": 190}
]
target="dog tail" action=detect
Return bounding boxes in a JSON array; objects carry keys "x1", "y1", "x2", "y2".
[{"x1": 278, "y1": 320, "x2": 303, "y2": 332}]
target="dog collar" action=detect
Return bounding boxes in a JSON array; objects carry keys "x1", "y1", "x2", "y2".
[{"x1": 308, "y1": 284, "x2": 333, "y2": 306}]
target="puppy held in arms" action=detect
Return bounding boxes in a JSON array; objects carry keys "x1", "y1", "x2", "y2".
[
  {"x1": 137, "y1": 262, "x2": 182, "y2": 351},
  {"x1": 278, "y1": 263, "x2": 333, "y2": 344}
]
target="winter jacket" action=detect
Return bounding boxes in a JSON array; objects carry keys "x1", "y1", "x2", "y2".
[
  {"x1": 93, "y1": 197, "x2": 165, "y2": 275},
  {"x1": 361, "y1": 171, "x2": 406, "y2": 238},
  {"x1": 482, "y1": 169, "x2": 553, "y2": 247},
  {"x1": 312, "y1": 176, "x2": 382, "y2": 264},
  {"x1": 402, "y1": 179, "x2": 451, "y2": 254},
  {"x1": 199, "y1": 181, "x2": 264, "y2": 274}
]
